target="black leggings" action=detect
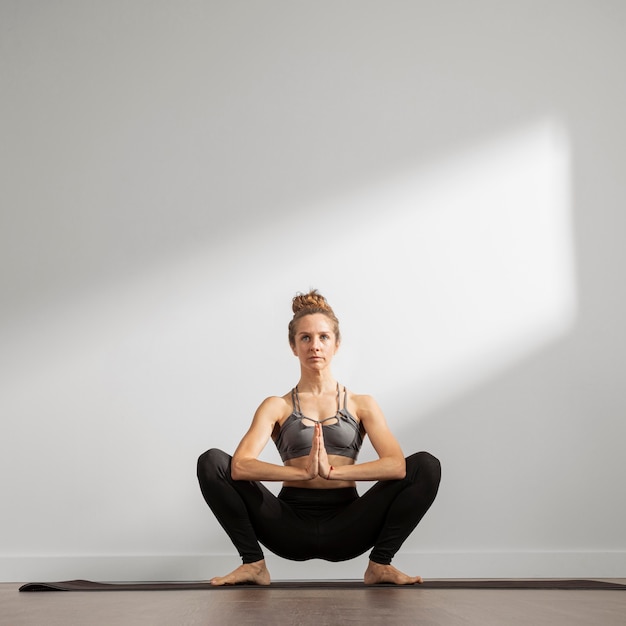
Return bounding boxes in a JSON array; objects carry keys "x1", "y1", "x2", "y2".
[{"x1": 196, "y1": 449, "x2": 441, "y2": 565}]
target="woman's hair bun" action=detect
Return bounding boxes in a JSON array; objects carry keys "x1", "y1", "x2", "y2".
[
  {"x1": 292, "y1": 289, "x2": 331, "y2": 314},
  {"x1": 288, "y1": 289, "x2": 340, "y2": 346}
]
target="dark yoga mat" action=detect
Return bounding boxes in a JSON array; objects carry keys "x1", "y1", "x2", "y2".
[{"x1": 19, "y1": 579, "x2": 626, "y2": 592}]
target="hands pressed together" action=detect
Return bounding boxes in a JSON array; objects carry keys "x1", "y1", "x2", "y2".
[{"x1": 305, "y1": 423, "x2": 333, "y2": 480}]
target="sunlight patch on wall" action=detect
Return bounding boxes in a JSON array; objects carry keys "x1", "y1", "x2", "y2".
[{"x1": 288, "y1": 119, "x2": 576, "y2": 416}]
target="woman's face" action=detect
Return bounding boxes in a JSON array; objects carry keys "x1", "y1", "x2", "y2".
[{"x1": 291, "y1": 313, "x2": 339, "y2": 370}]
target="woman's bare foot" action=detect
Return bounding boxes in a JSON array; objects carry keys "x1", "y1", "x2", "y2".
[
  {"x1": 209, "y1": 559, "x2": 271, "y2": 586},
  {"x1": 364, "y1": 561, "x2": 423, "y2": 585}
]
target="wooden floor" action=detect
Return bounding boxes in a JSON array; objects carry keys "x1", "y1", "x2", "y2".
[{"x1": 3, "y1": 580, "x2": 626, "y2": 626}]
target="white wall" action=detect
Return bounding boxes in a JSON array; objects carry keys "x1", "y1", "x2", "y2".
[{"x1": 1, "y1": 1, "x2": 625, "y2": 582}]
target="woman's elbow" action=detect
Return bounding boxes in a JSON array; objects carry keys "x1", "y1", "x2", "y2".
[
  {"x1": 230, "y1": 457, "x2": 246, "y2": 481},
  {"x1": 394, "y1": 457, "x2": 407, "y2": 480}
]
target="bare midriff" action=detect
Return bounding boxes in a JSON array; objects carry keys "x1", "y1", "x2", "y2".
[{"x1": 282, "y1": 455, "x2": 356, "y2": 489}]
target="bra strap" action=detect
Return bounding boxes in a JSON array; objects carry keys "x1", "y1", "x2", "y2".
[
  {"x1": 294, "y1": 383, "x2": 344, "y2": 417},
  {"x1": 292, "y1": 387, "x2": 301, "y2": 413}
]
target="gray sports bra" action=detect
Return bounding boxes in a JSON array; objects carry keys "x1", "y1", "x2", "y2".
[{"x1": 273, "y1": 385, "x2": 365, "y2": 462}]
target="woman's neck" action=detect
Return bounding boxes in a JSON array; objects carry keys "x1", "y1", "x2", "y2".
[{"x1": 296, "y1": 370, "x2": 337, "y2": 395}]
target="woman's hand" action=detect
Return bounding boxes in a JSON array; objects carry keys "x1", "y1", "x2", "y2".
[
  {"x1": 304, "y1": 423, "x2": 333, "y2": 480},
  {"x1": 317, "y1": 423, "x2": 332, "y2": 480},
  {"x1": 304, "y1": 423, "x2": 321, "y2": 479}
]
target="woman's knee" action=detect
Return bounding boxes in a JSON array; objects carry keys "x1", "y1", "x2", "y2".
[
  {"x1": 406, "y1": 451, "x2": 441, "y2": 489},
  {"x1": 197, "y1": 448, "x2": 231, "y2": 481}
]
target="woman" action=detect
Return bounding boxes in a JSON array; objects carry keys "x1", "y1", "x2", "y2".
[{"x1": 197, "y1": 290, "x2": 441, "y2": 585}]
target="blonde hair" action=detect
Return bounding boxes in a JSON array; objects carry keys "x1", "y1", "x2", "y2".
[{"x1": 288, "y1": 289, "x2": 341, "y2": 346}]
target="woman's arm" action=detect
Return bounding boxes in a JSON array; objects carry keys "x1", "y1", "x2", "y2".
[
  {"x1": 318, "y1": 395, "x2": 406, "y2": 482},
  {"x1": 230, "y1": 396, "x2": 320, "y2": 482}
]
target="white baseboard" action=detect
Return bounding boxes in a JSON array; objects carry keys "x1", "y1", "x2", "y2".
[{"x1": 2, "y1": 552, "x2": 625, "y2": 583}]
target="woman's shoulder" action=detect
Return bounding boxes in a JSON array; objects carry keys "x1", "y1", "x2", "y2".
[
  {"x1": 346, "y1": 388, "x2": 377, "y2": 404},
  {"x1": 346, "y1": 389, "x2": 381, "y2": 416},
  {"x1": 255, "y1": 393, "x2": 293, "y2": 420}
]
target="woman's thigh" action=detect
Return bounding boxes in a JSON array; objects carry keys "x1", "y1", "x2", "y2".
[
  {"x1": 237, "y1": 484, "x2": 321, "y2": 561},
  {"x1": 314, "y1": 480, "x2": 408, "y2": 560}
]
